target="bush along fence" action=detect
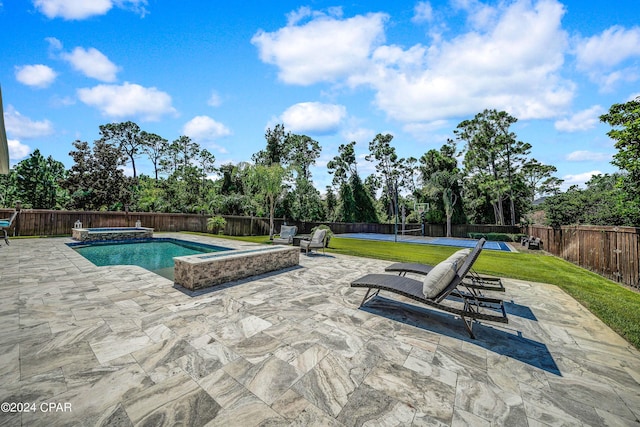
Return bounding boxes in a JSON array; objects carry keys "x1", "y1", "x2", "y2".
[{"x1": 528, "y1": 225, "x2": 640, "y2": 290}]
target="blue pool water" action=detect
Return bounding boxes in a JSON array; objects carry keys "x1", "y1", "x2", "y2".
[
  {"x1": 68, "y1": 238, "x2": 231, "y2": 279},
  {"x1": 337, "y1": 233, "x2": 512, "y2": 251}
]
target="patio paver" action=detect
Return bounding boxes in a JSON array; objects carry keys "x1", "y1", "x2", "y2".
[{"x1": 0, "y1": 233, "x2": 639, "y2": 426}]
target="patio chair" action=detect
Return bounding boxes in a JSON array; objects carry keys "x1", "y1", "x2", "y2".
[
  {"x1": 384, "y1": 238, "x2": 505, "y2": 293},
  {"x1": 273, "y1": 225, "x2": 298, "y2": 245},
  {"x1": 0, "y1": 210, "x2": 19, "y2": 246},
  {"x1": 300, "y1": 228, "x2": 327, "y2": 255},
  {"x1": 350, "y1": 240, "x2": 508, "y2": 338}
]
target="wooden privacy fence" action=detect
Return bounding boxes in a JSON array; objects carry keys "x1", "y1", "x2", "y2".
[
  {"x1": 2, "y1": 209, "x2": 521, "y2": 239},
  {"x1": 0, "y1": 209, "x2": 276, "y2": 237},
  {"x1": 528, "y1": 225, "x2": 640, "y2": 289}
]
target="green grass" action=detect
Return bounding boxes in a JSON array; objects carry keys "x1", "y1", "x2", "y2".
[{"x1": 197, "y1": 232, "x2": 640, "y2": 349}]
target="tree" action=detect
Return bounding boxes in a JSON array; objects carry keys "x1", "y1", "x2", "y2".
[
  {"x1": 521, "y1": 159, "x2": 562, "y2": 202},
  {"x1": 286, "y1": 134, "x2": 324, "y2": 221},
  {"x1": 63, "y1": 140, "x2": 132, "y2": 210},
  {"x1": 245, "y1": 164, "x2": 289, "y2": 238},
  {"x1": 0, "y1": 169, "x2": 18, "y2": 208},
  {"x1": 327, "y1": 141, "x2": 357, "y2": 187},
  {"x1": 542, "y1": 174, "x2": 624, "y2": 227},
  {"x1": 140, "y1": 131, "x2": 168, "y2": 180},
  {"x1": 328, "y1": 141, "x2": 377, "y2": 223},
  {"x1": 324, "y1": 186, "x2": 338, "y2": 221},
  {"x1": 425, "y1": 170, "x2": 461, "y2": 237},
  {"x1": 366, "y1": 133, "x2": 404, "y2": 220},
  {"x1": 98, "y1": 121, "x2": 144, "y2": 179},
  {"x1": 350, "y1": 173, "x2": 378, "y2": 223},
  {"x1": 600, "y1": 96, "x2": 640, "y2": 225},
  {"x1": 197, "y1": 149, "x2": 216, "y2": 190},
  {"x1": 455, "y1": 109, "x2": 531, "y2": 225},
  {"x1": 15, "y1": 149, "x2": 67, "y2": 209},
  {"x1": 252, "y1": 124, "x2": 289, "y2": 166},
  {"x1": 419, "y1": 143, "x2": 463, "y2": 236},
  {"x1": 172, "y1": 135, "x2": 200, "y2": 172},
  {"x1": 287, "y1": 134, "x2": 320, "y2": 179}
]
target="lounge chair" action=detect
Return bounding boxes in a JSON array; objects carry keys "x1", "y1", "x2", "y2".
[
  {"x1": 350, "y1": 240, "x2": 507, "y2": 338},
  {"x1": 273, "y1": 225, "x2": 297, "y2": 245},
  {"x1": 0, "y1": 210, "x2": 18, "y2": 246},
  {"x1": 384, "y1": 238, "x2": 505, "y2": 293},
  {"x1": 522, "y1": 236, "x2": 541, "y2": 250},
  {"x1": 300, "y1": 228, "x2": 327, "y2": 255}
]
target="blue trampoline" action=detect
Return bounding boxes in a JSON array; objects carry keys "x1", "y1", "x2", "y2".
[{"x1": 337, "y1": 233, "x2": 512, "y2": 251}]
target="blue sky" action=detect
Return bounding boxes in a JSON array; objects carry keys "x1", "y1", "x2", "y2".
[{"x1": 2, "y1": 0, "x2": 639, "y2": 192}]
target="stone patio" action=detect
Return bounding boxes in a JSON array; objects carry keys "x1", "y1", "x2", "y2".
[{"x1": 1, "y1": 233, "x2": 639, "y2": 426}]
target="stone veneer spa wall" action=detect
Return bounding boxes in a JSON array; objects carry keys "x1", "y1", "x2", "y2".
[{"x1": 174, "y1": 245, "x2": 300, "y2": 290}]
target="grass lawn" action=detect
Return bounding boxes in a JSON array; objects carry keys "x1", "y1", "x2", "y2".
[{"x1": 207, "y1": 233, "x2": 640, "y2": 350}]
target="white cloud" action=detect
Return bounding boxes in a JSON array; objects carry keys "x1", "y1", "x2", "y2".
[
  {"x1": 45, "y1": 36, "x2": 63, "y2": 50},
  {"x1": 402, "y1": 120, "x2": 451, "y2": 142},
  {"x1": 565, "y1": 151, "x2": 611, "y2": 162},
  {"x1": 280, "y1": 102, "x2": 347, "y2": 134},
  {"x1": 77, "y1": 82, "x2": 176, "y2": 121},
  {"x1": 412, "y1": 1, "x2": 433, "y2": 24},
  {"x1": 15, "y1": 64, "x2": 57, "y2": 88},
  {"x1": 33, "y1": 0, "x2": 147, "y2": 20},
  {"x1": 8, "y1": 139, "x2": 31, "y2": 160},
  {"x1": 562, "y1": 170, "x2": 602, "y2": 188},
  {"x1": 341, "y1": 127, "x2": 375, "y2": 144},
  {"x1": 34, "y1": 0, "x2": 113, "y2": 19},
  {"x1": 183, "y1": 115, "x2": 232, "y2": 144},
  {"x1": 575, "y1": 26, "x2": 640, "y2": 90},
  {"x1": 358, "y1": 0, "x2": 573, "y2": 122},
  {"x1": 554, "y1": 105, "x2": 604, "y2": 132},
  {"x1": 4, "y1": 106, "x2": 54, "y2": 139},
  {"x1": 286, "y1": 6, "x2": 312, "y2": 26},
  {"x1": 576, "y1": 26, "x2": 640, "y2": 70},
  {"x1": 252, "y1": 12, "x2": 387, "y2": 85},
  {"x1": 62, "y1": 47, "x2": 120, "y2": 82},
  {"x1": 207, "y1": 91, "x2": 222, "y2": 107},
  {"x1": 257, "y1": 1, "x2": 573, "y2": 124}
]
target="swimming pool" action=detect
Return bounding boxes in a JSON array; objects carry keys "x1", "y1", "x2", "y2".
[
  {"x1": 68, "y1": 238, "x2": 231, "y2": 279},
  {"x1": 337, "y1": 233, "x2": 512, "y2": 251}
]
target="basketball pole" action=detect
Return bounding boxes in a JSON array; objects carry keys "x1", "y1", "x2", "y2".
[{"x1": 394, "y1": 180, "x2": 398, "y2": 243}]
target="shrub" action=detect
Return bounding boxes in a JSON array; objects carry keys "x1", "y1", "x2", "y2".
[
  {"x1": 468, "y1": 232, "x2": 526, "y2": 242},
  {"x1": 207, "y1": 216, "x2": 226, "y2": 234}
]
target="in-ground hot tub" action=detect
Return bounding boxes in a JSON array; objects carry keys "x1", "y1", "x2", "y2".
[
  {"x1": 174, "y1": 245, "x2": 299, "y2": 291},
  {"x1": 72, "y1": 227, "x2": 154, "y2": 242}
]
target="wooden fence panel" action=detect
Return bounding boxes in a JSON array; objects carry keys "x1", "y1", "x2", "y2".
[{"x1": 528, "y1": 224, "x2": 640, "y2": 289}]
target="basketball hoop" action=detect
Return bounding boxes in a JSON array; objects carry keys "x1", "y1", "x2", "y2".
[{"x1": 415, "y1": 203, "x2": 429, "y2": 215}]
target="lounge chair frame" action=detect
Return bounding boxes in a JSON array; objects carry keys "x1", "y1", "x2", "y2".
[
  {"x1": 353, "y1": 275, "x2": 507, "y2": 339},
  {"x1": 351, "y1": 239, "x2": 508, "y2": 338},
  {"x1": 0, "y1": 210, "x2": 18, "y2": 246},
  {"x1": 384, "y1": 239, "x2": 504, "y2": 293}
]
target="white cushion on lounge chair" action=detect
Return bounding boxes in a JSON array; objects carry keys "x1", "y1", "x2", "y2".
[
  {"x1": 422, "y1": 260, "x2": 457, "y2": 299},
  {"x1": 446, "y1": 248, "x2": 471, "y2": 266}
]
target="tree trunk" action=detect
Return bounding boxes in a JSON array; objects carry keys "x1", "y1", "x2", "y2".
[
  {"x1": 509, "y1": 197, "x2": 516, "y2": 226},
  {"x1": 269, "y1": 195, "x2": 275, "y2": 239},
  {"x1": 130, "y1": 156, "x2": 137, "y2": 179}
]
